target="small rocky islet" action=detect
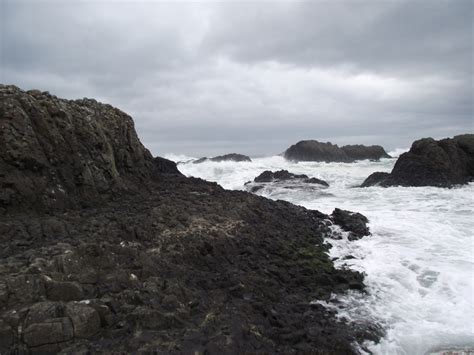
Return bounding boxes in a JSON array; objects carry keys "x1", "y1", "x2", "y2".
[
  {"x1": 193, "y1": 154, "x2": 252, "y2": 164},
  {"x1": 0, "y1": 85, "x2": 377, "y2": 354},
  {"x1": 244, "y1": 170, "x2": 329, "y2": 193},
  {"x1": 283, "y1": 140, "x2": 391, "y2": 163}
]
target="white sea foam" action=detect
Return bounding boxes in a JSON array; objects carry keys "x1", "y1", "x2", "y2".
[
  {"x1": 388, "y1": 148, "x2": 409, "y2": 158},
  {"x1": 170, "y1": 154, "x2": 474, "y2": 354}
]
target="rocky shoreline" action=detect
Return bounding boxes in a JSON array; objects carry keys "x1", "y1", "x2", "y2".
[{"x1": 0, "y1": 85, "x2": 378, "y2": 353}]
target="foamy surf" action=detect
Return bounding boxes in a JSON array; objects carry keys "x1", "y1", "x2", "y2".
[{"x1": 171, "y1": 154, "x2": 474, "y2": 354}]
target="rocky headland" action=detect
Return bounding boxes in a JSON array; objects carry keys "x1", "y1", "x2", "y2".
[
  {"x1": 0, "y1": 85, "x2": 377, "y2": 353},
  {"x1": 361, "y1": 135, "x2": 474, "y2": 187},
  {"x1": 284, "y1": 140, "x2": 390, "y2": 163}
]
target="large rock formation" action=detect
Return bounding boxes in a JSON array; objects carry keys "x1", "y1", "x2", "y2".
[
  {"x1": 0, "y1": 85, "x2": 378, "y2": 353},
  {"x1": 0, "y1": 85, "x2": 179, "y2": 213},
  {"x1": 361, "y1": 135, "x2": 474, "y2": 187},
  {"x1": 283, "y1": 140, "x2": 390, "y2": 162}
]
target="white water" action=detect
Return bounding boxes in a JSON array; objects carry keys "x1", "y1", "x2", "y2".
[{"x1": 168, "y1": 154, "x2": 474, "y2": 355}]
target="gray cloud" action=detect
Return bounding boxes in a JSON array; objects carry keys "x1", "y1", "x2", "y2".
[{"x1": 1, "y1": 0, "x2": 472, "y2": 157}]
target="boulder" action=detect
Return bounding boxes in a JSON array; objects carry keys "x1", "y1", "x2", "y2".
[
  {"x1": 331, "y1": 208, "x2": 370, "y2": 241},
  {"x1": 361, "y1": 134, "x2": 474, "y2": 187},
  {"x1": 23, "y1": 318, "x2": 74, "y2": 347},
  {"x1": 45, "y1": 280, "x2": 84, "y2": 302},
  {"x1": 360, "y1": 172, "x2": 390, "y2": 187},
  {"x1": 65, "y1": 302, "x2": 101, "y2": 338}
]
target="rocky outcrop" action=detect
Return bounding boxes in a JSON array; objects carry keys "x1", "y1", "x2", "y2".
[
  {"x1": 341, "y1": 145, "x2": 391, "y2": 161},
  {"x1": 0, "y1": 85, "x2": 378, "y2": 353},
  {"x1": 0, "y1": 85, "x2": 176, "y2": 213},
  {"x1": 254, "y1": 170, "x2": 328, "y2": 186},
  {"x1": 360, "y1": 172, "x2": 390, "y2": 187},
  {"x1": 211, "y1": 153, "x2": 252, "y2": 162},
  {"x1": 153, "y1": 156, "x2": 182, "y2": 175},
  {"x1": 245, "y1": 170, "x2": 329, "y2": 193},
  {"x1": 193, "y1": 153, "x2": 252, "y2": 164},
  {"x1": 284, "y1": 140, "x2": 390, "y2": 162},
  {"x1": 331, "y1": 208, "x2": 370, "y2": 241},
  {"x1": 284, "y1": 141, "x2": 351, "y2": 162},
  {"x1": 361, "y1": 135, "x2": 474, "y2": 187}
]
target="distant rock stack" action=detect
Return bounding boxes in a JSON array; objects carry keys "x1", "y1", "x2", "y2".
[
  {"x1": 283, "y1": 140, "x2": 390, "y2": 162},
  {"x1": 361, "y1": 134, "x2": 474, "y2": 187}
]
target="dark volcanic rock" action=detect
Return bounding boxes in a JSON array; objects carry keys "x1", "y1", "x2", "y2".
[
  {"x1": 361, "y1": 135, "x2": 474, "y2": 187},
  {"x1": 194, "y1": 153, "x2": 252, "y2": 164},
  {"x1": 284, "y1": 140, "x2": 351, "y2": 162},
  {"x1": 0, "y1": 85, "x2": 177, "y2": 213},
  {"x1": 284, "y1": 140, "x2": 390, "y2": 162},
  {"x1": 153, "y1": 156, "x2": 182, "y2": 175},
  {"x1": 211, "y1": 153, "x2": 251, "y2": 162},
  {"x1": 360, "y1": 172, "x2": 390, "y2": 187},
  {"x1": 342, "y1": 145, "x2": 391, "y2": 161},
  {"x1": 331, "y1": 208, "x2": 370, "y2": 241},
  {"x1": 253, "y1": 170, "x2": 329, "y2": 186},
  {"x1": 0, "y1": 85, "x2": 377, "y2": 354}
]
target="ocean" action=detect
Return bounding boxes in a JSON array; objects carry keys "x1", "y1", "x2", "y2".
[{"x1": 167, "y1": 152, "x2": 474, "y2": 355}]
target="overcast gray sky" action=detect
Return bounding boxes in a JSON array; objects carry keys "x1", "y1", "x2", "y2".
[{"x1": 1, "y1": 0, "x2": 472, "y2": 156}]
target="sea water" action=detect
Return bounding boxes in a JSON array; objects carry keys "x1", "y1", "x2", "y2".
[{"x1": 167, "y1": 153, "x2": 474, "y2": 355}]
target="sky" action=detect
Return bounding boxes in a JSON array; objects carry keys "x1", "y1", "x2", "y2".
[{"x1": 1, "y1": 0, "x2": 472, "y2": 157}]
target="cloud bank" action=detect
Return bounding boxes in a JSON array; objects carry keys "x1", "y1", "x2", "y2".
[{"x1": 2, "y1": 0, "x2": 472, "y2": 156}]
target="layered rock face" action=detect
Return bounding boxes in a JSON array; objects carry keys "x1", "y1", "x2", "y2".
[
  {"x1": 361, "y1": 135, "x2": 474, "y2": 187},
  {"x1": 0, "y1": 85, "x2": 179, "y2": 213},
  {"x1": 0, "y1": 86, "x2": 377, "y2": 353},
  {"x1": 284, "y1": 140, "x2": 390, "y2": 162}
]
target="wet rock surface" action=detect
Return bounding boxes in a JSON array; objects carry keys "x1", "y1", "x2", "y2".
[
  {"x1": 245, "y1": 170, "x2": 329, "y2": 193},
  {"x1": 361, "y1": 135, "x2": 474, "y2": 187},
  {"x1": 0, "y1": 85, "x2": 377, "y2": 353},
  {"x1": 193, "y1": 154, "x2": 252, "y2": 164},
  {"x1": 331, "y1": 208, "x2": 370, "y2": 241},
  {"x1": 253, "y1": 170, "x2": 329, "y2": 186},
  {"x1": 284, "y1": 140, "x2": 390, "y2": 162}
]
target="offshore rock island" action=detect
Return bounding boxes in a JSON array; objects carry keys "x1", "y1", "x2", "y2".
[
  {"x1": 0, "y1": 85, "x2": 376, "y2": 353},
  {"x1": 361, "y1": 135, "x2": 474, "y2": 187}
]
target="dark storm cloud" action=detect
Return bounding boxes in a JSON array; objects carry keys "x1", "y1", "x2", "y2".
[
  {"x1": 204, "y1": 0, "x2": 472, "y2": 77},
  {"x1": 1, "y1": 0, "x2": 472, "y2": 156}
]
